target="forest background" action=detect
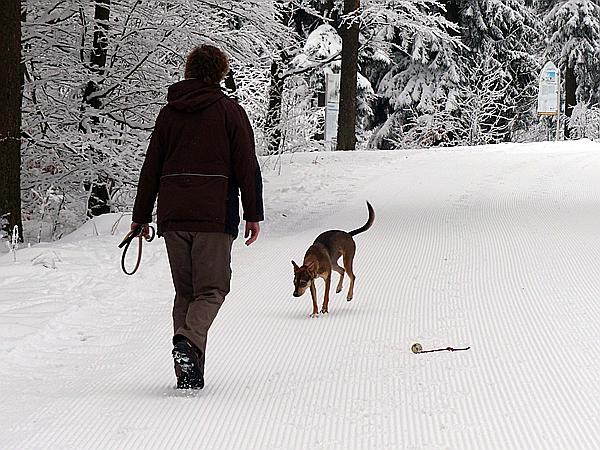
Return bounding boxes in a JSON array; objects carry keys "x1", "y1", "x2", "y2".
[{"x1": 1, "y1": 0, "x2": 599, "y2": 242}]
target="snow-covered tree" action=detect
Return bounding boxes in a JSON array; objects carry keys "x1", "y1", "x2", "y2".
[
  {"x1": 262, "y1": 1, "x2": 305, "y2": 155},
  {"x1": 21, "y1": 0, "x2": 286, "y2": 235},
  {"x1": 455, "y1": 55, "x2": 518, "y2": 145},
  {"x1": 453, "y1": 0, "x2": 540, "y2": 142},
  {"x1": 568, "y1": 102, "x2": 600, "y2": 140},
  {"x1": 544, "y1": 0, "x2": 600, "y2": 131},
  {"x1": 287, "y1": 22, "x2": 374, "y2": 146},
  {"x1": 286, "y1": 24, "x2": 343, "y2": 148},
  {"x1": 392, "y1": 54, "x2": 518, "y2": 148},
  {"x1": 365, "y1": 0, "x2": 462, "y2": 148},
  {"x1": 265, "y1": 0, "x2": 457, "y2": 150}
]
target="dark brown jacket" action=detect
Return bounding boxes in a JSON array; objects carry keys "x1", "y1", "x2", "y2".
[{"x1": 132, "y1": 79, "x2": 264, "y2": 238}]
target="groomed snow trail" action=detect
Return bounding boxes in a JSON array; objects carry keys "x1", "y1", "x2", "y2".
[{"x1": 1, "y1": 141, "x2": 600, "y2": 449}]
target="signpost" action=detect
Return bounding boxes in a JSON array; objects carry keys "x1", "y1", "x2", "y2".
[
  {"x1": 537, "y1": 61, "x2": 561, "y2": 141},
  {"x1": 324, "y1": 70, "x2": 340, "y2": 143}
]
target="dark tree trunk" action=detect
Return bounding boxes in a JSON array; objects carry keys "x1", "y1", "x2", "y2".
[
  {"x1": 265, "y1": 60, "x2": 285, "y2": 155},
  {"x1": 85, "y1": 0, "x2": 110, "y2": 108},
  {"x1": 564, "y1": 64, "x2": 577, "y2": 139},
  {"x1": 91, "y1": 0, "x2": 110, "y2": 70},
  {"x1": 0, "y1": 0, "x2": 23, "y2": 240},
  {"x1": 336, "y1": 0, "x2": 360, "y2": 151},
  {"x1": 264, "y1": 2, "x2": 294, "y2": 155},
  {"x1": 85, "y1": 0, "x2": 111, "y2": 216}
]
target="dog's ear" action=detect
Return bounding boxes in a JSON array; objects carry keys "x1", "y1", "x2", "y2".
[
  {"x1": 306, "y1": 261, "x2": 316, "y2": 277},
  {"x1": 292, "y1": 260, "x2": 299, "y2": 272}
]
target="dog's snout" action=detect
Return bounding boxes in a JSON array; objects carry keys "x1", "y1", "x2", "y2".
[{"x1": 293, "y1": 291, "x2": 300, "y2": 297}]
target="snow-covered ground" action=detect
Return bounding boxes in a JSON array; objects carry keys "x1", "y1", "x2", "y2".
[{"x1": 2, "y1": 140, "x2": 600, "y2": 449}]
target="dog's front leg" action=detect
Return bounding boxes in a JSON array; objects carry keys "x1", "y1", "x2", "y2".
[
  {"x1": 309, "y1": 283, "x2": 319, "y2": 317},
  {"x1": 321, "y1": 274, "x2": 331, "y2": 314}
]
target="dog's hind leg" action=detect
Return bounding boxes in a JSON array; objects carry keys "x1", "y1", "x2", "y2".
[
  {"x1": 343, "y1": 250, "x2": 356, "y2": 301},
  {"x1": 331, "y1": 260, "x2": 345, "y2": 293}
]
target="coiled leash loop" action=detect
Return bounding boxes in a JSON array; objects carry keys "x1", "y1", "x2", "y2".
[{"x1": 118, "y1": 224, "x2": 155, "y2": 275}]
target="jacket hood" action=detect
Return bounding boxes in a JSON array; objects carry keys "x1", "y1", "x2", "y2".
[{"x1": 167, "y1": 79, "x2": 225, "y2": 112}]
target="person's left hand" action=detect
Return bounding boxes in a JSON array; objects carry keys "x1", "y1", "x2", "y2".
[{"x1": 244, "y1": 221, "x2": 260, "y2": 246}]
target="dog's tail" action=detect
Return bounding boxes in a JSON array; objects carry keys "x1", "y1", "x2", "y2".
[{"x1": 349, "y1": 201, "x2": 375, "y2": 236}]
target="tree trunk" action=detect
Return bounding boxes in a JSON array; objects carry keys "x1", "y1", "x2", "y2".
[
  {"x1": 336, "y1": 0, "x2": 360, "y2": 151},
  {"x1": 85, "y1": 0, "x2": 111, "y2": 216},
  {"x1": 91, "y1": 0, "x2": 110, "y2": 70},
  {"x1": 265, "y1": 60, "x2": 285, "y2": 155},
  {"x1": 564, "y1": 64, "x2": 577, "y2": 139},
  {"x1": 263, "y1": 2, "x2": 297, "y2": 155},
  {"x1": 0, "y1": 0, "x2": 23, "y2": 240}
]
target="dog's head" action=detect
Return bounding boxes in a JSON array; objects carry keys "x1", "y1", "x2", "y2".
[{"x1": 292, "y1": 260, "x2": 316, "y2": 297}]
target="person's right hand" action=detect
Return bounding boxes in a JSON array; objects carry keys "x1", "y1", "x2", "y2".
[
  {"x1": 131, "y1": 222, "x2": 151, "y2": 239},
  {"x1": 244, "y1": 221, "x2": 260, "y2": 246}
]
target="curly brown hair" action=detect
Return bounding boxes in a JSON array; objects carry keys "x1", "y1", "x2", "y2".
[{"x1": 184, "y1": 44, "x2": 230, "y2": 84}]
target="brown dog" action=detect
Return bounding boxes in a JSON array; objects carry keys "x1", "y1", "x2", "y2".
[{"x1": 292, "y1": 202, "x2": 374, "y2": 316}]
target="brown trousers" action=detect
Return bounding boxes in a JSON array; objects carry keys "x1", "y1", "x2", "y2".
[{"x1": 163, "y1": 231, "x2": 234, "y2": 356}]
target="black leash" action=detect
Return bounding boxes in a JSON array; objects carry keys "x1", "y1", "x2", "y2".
[{"x1": 118, "y1": 224, "x2": 155, "y2": 275}]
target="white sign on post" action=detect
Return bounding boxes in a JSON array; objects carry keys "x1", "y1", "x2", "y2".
[
  {"x1": 537, "y1": 61, "x2": 559, "y2": 115},
  {"x1": 537, "y1": 61, "x2": 561, "y2": 140},
  {"x1": 324, "y1": 71, "x2": 340, "y2": 142}
]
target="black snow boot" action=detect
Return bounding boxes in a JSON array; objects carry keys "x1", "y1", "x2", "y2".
[{"x1": 172, "y1": 337, "x2": 204, "y2": 389}]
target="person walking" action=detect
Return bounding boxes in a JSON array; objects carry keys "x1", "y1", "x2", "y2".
[{"x1": 131, "y1": 44, "x2": 264, "y2": 389}]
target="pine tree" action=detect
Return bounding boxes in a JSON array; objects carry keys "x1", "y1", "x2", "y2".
[
  {"x1": 454, "y1": 0, "x2": 540, "y2": 141},
  {"x1": 373, "y1": 0, "x2": 540, "y2": 148},
  {"x1": 366, "y1": 0, "x2": 462, "y2": 148},
  {"x1": 544, "y1": 0, "x2": 600, "y2": 135}
]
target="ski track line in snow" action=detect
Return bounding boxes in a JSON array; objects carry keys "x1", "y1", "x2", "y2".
[{"x1": 1, "y1": 143, "x2": 600, "y2": 449}]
